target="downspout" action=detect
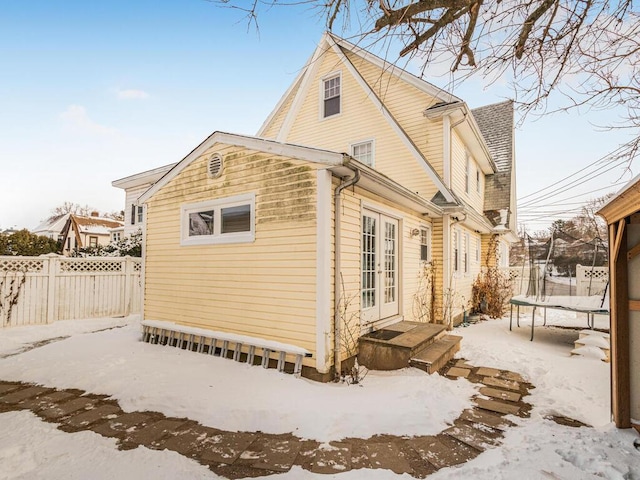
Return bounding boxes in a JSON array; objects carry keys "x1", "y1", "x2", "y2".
[{"x1": 334, "y1": 165, "x2": 360, "y2": 379}]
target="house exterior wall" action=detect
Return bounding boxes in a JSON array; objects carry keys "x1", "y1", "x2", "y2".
[
  {"x1": 144, "y1": 144, "x2": 322, "y2": 365},
  {"x1": 448, "y1": 225, "x2": 482, "y2": 322},
  {"x1": 124, "y1": 184, "x2": 150, "y2": 237},
  {"x1": 282, "y1": 47, "x2": 439, "y2": 201},
  {"x1": 343, "y1": 50, "x2": 445, "y2": 185},
  {"x1": 260, "y1": 78, "x2": 302, "y2": 139},
  {"x1": 451, "y1": 131, "x2": 484, "y2": 213},
  {"x1": 332, "y1": 182, "x2": 435, "y2": 361}
]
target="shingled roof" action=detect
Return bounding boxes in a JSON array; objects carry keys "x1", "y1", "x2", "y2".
[{"x1": 471, "y1": 100, "x2": 515, "y2": 226}]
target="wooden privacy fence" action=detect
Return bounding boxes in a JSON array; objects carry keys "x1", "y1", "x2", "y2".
[{"x1": 0, "y1": 254, "x2": 141, "y2": 328}]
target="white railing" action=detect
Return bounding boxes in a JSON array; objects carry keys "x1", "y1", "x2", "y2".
[{"x1": 0, "y1": 254, "x2": 141, "y2": 328}]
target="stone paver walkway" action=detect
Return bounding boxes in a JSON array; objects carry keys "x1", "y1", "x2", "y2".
[{"x1": 0, "y1": 360, "x2": 533, "y2": 478}]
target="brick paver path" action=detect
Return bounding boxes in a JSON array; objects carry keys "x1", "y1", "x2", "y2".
[{"x1": 0, "y1": 360, "x2": 533, "y2": 478}]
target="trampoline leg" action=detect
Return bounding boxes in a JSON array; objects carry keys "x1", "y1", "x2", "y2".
[
  {"x1": 517, "y1": 305, "x2": 521, "y2": 327},
  {"x1": 531, "y1": 306, "x2": 536, "y2": 341},
  {"x1": 543, "y1": 308, "x2": 547, "y2": 326},
  {"x1": 510, "y1": 304, "x2": 513, "y2": 331}
]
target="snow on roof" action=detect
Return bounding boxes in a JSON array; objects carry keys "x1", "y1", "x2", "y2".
[{"x1": 71, "y1": 215, "x2": 124, "y2": 236}]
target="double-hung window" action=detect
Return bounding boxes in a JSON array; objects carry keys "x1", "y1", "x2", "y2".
[
  {"x1": 181, "y1": 193, "x2": 255, "y2": 246},
  {"x1": 453, "y1": 229, "x2": 460, "y2": 273},
  {"x1": 323, "y1": 74, "x2": 341, "y2": 118},
  {"x1": 420, "y1": 227, "x2": 430, "y2": 262},
  {"x1": 464, "y1": 232, "x2": 470, "y2": 274},
  {"x1": 351, "y1": 140, "x2": 374, "y2": 166}
]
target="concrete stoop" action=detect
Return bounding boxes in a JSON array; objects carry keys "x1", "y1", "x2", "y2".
[{"x1": 358, "y1": 321, "x2": 461, "y2": 373}]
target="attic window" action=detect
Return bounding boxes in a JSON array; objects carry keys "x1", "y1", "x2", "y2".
[
  {"x1": 208, "y1": 153, "x2": 224, "y2": 179},
  {"x1": 323, "y1": 74, "x2": 341, "y2": 118},
  {"x1": 351, "y1": 140, "x2": 374, "y2": 166}
]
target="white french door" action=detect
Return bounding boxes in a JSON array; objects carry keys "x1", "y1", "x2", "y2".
[{"x1": 361, "y1": 210, "x2": 399, "y2": 325}]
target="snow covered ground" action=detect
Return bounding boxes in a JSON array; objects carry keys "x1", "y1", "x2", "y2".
[{"x1": 0, "y1": 313, "x2": 638, "y2": 479}]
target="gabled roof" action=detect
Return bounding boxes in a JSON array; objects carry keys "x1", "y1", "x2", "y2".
[
  {"x1": 70, "y1": 215, "x2": 123, "y2": 235},
  {"x1": 471, "y1": 101, "x2": 515, "y2": 224},
  {"x1": 112, "y1": 163, "x2": 177, "y2": 190},
  {"x1": 138, "y1": 131, "x2": 349, "y2": 204},
  {"x1": 258, "y1": 32, "x2": 458, "y2": 204},
  {"x1": 472, "y1": 100, "x2": 514, "y2": 173},
  {"x1": 424, "y1": 101, "x2": 497, "y2": 173},
  {"x1": 597, "y1": 172, "x2": 640, "y2": 223},
  {"x1": 138, "y1": 130, "x2": 443, "y2": 217},
  {"x1": 32, "y1": 213, "x2": 70, "y2": 235}
]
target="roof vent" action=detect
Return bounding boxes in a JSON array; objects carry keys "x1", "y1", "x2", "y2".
[{"x1": 207, "y1": 153, "x2": 223, "y2": 179}]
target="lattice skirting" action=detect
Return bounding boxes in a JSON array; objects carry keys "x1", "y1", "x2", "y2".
[{"x1": 141, "y1": 323, "x2": 309, "y2": 377}]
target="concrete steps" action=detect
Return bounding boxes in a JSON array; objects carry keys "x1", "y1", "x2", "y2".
[
  {"x1": 571, "y1": 329, "x2": 610, "y2": 362},
  {"x1": 358, "y1": 321, "x2": 461, "y2": 373},
  {"x1": 409, "y1": 335, "x2": 462, "y2": 374}
]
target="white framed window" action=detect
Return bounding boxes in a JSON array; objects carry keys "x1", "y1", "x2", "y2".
[
  {"x1": 475, "y1": 237, "x2": 480, "y2": 263},
  {"x1": 420, "y1": 227, "x2": 431, "y2": 262},
  {"x1": 180, "y1": 193, "x2": 255, "y2": 246},
  {"x1": 453, "y1": 229, "x2": 460, "y2": 273},
  {"x1": 476, "y1": 167, "x2": 481, "y2": 193},
  {"x1": 465, "y1": 152, "x2": 471, "y2": 194},
  {"x1": 112, "y1": 232, "x2": 121, "y2": 242},
  {"x1": 131, "y1": 204, "x2": 144, "y2": 225},
  {"x1": 322, "y1": 73, "x2": 341, "y2": 118},
  {"x1": 351, "y1": 140, "x2": 374, "y2": 166},
  {"x1": 89, "y1": 236, "x2": 98, "y2": 248},
  {"x1": 464, "y1": 232, "x2": 470, "y2": 274}
]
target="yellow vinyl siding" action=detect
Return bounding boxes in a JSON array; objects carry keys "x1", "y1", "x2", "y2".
[
  {"x1": 144, "y1": 145, "x2": 320, "y2": 359},
  {"x1": 332, "y1": 181, "x2": 435, "y2": 360},
  {"x1": 284, "y1": 47, "x2": 439, "y2": 201},
  {"x1": 430, "y1": 217, "x2": 445, "y2": 323},
  {"x1": 344, "y1": 50, "x2": 445, "y2": 181},
  {"x1": 260, "y1": 78, "x2": 302, "y2": 139},
  {"x1": 451, "y1": 131, "x2": 484, "y2": 212}
]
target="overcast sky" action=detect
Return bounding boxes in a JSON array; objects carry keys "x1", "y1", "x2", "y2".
[{"x1": 1, "y1": 0, "x2": 636, "y2": 234}]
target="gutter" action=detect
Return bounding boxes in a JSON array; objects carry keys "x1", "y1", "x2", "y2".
[{"x1": 334, "y1": 161, "x2": 360, "y2": 379}]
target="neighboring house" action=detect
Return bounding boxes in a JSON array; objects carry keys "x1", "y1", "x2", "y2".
[
  {"x1": 597, "y1": 174, "x2": 640, "y2": 431},
  {"x1": 59, "y1": 213, "x2": 124, "y2": 255},
  {"x1": 129, "y1": 33, "x2": 517, "y2": 380},
  {"x1": 32, "y1": 214, "x2": 71, "y2": 241},
  {"x1": 111, "y1": 163, "x2": 177, "y2": 237},
  {"x1": 1, "y1": 228, "x2": 19, "y2": 237}
]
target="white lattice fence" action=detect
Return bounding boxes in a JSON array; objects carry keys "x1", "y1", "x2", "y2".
[
  {"x1": 576, "y1": 264, "x2": 609, "y2": 297},
  {"x1": 504, "y1": 266, "x2": 542, "y2": 296},
  {"x1": 0, "y1": 254, "x2": 141, "y2": 328}
]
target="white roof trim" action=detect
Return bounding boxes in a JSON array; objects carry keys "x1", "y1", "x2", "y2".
[
  {"x1": 274, "y1": 35, "x2": 331, "y2": 142},
  {"x1": 425, "y1": 103, "x2": 496, "y2": 173},
  {"x1": 325, "y1": 35, "x2": 456, "y2": 204},
  {"x1": 137, "y1": 131, "x2": 348, "y2": 204},
  {"x1": 328, "y1": 33, "x2": 460, "y2": 105},
  {"x1": 112, "y1": 163, "x2": 177, "y2": 189},
  {"x1": 256, "y1": 57, "x2": 308, "y2": 138}
]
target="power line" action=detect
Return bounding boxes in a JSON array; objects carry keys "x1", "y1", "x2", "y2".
[{"x1": 517, "y1": 142, "x2": 630, "y2": 202}]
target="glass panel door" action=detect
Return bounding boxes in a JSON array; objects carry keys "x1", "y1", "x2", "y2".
[{"x1": 361, "y1": 210, "x2": 399, "y2": 324}]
